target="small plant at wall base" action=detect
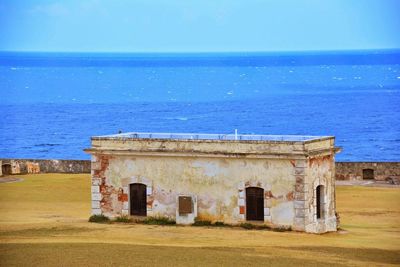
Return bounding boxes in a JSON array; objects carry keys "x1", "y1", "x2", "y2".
[
  {"x1": 88, "y1": 214, "x2": 110, "y2": 223},
  {"x1": 114, "y1": 215, "x2": 133, "y2": 223},
  {"x1": 239, "y1": 223, "x2": 256, "y2": 229},
  {"x1": 239, "y1": 223, "x2": 290, "y2": 231},
  {"x1": 192, "y1": 218, "x2": 212, "y2": 226},
  {"x1": 214, "y1": 221, "x2": 227, "y2": 227},
  {"x1": 271, "y1": 225, "x2": 291, "y2": 232},
  {"x1": 335, "y1": 212, "x2": 341, "y2": 229},
  {"x1": 142, "y1": 216, "x2": 176, "y2": 225}
]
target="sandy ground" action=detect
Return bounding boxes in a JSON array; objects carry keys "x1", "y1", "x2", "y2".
[
  {"x1": 0, "y1": 177, "x2": 24, "y2": 184},
  {"x1": 0, "y1": 173, "x2": 399, "y2": 266},
  {"x1": 336, "y1": 179, "x2": 400, "y2": 188}
]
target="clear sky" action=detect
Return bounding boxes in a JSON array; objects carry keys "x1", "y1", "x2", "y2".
[{"x1": 0, "y1": 0, "x2": 399, "y2": 52}]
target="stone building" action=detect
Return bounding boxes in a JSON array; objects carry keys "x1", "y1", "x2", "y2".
[{"x1": 85, "y1": 132, "x2": 340, "y2": 233}]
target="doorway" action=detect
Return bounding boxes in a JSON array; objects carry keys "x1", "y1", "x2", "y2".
[
  {"x1": 246, "y1": 187, "x2": 264, "y2": 221},
  {"x1": 2, "y1": 164, "x2": 11, "y2": 175},
  {"x1": 130, "y1": 183, "x2": 147, "y2": 216},
  {"x1": 363, "y1": 169, "x2": 374, "y2": 180}
]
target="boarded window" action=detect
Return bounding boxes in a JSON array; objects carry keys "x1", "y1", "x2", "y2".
[
  {"x1": 246, "y1": 187, "x2": 264, "y2": 221},
  {"x1": 178, "y1": 196, "x2": 192, "y2": 215},
  {"x1": 316, "y1": 185, "x2": 324, "y2": 219},
  {"x1": 363, "y1": 169, "x2": 374, "y2": 180},
  {"x1": 130, "y1": 183, "x2": 147, "y2": 216}
]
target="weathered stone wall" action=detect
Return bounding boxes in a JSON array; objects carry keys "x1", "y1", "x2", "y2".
[
  {"x1": 304, "y1": 155, "x2": 337, "y2": 233},
  {"x1": 336, "y1": 162, "x2": 400, "y2": 181},
  {"x1": 87, "y1": 135, "x2": 338, "y2": 233},
  {"x1": 91, "y1": 154, "x2": 297, "y2": 227},
  {"x1": 0, "y1": 159, "x2": 91, "y2": 175}
]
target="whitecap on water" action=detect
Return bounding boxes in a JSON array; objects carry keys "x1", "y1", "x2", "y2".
[
  {"x1": 332, "y1": 77, "x2": 344, "y2": 81},
  {"x1": 166, "y1": 117, "x2": 188, "y2": 121}
]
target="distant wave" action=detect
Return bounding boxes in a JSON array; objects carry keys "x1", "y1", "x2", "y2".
[{"x1": 33, "y1": 143, "x2": 61, "y2": 147}]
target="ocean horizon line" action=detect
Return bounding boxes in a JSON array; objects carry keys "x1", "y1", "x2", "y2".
[
  {"x1": 1, "y1": 48, "x2": 400, "y2": 55},
  {"x1": 1, "y1": 48, "x2": 399, "y2": 67}
]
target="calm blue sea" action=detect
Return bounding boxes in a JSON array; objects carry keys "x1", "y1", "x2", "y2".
[{"x1": 0, "y1": 51, "x2": 399, "y2": 161}]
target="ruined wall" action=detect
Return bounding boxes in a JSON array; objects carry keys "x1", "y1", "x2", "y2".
[
  {"x1": 336, "y1": 162, "x2": 400, "y2": 181},
  {"x1": 0, "y1": 159, "x2": 91, "y2": 175},
  {"x1": 91, "y1": 154, "x2": 297, "y2": 227}
]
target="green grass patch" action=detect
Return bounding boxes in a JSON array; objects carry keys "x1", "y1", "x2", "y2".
[
  {"x1": 239, "y1": 223, "x2": 255, "y2": 229},
  {"x1": 88, "y1": 214, "x2": 110, "y2": 223},
  {"x1": 113, "y1": 215, "x2": 133, "y2": 223},
  {"x1": 142, "y1": 216, "x2": 176, "y2": 225},
  {"x1": 238, "y1": 223, "x2": 288, "y2": 231},
  {"x1": 192, "y1": 219, "x2": 212, "y2": 226},
  {"x1": 214, "y1": 221, "x2": 227, "y2": 227},
  {"x1": 271, "y1": 225, "x2": 292, "y2": 232}
]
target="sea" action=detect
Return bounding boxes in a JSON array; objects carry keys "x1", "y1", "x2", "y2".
[{"x1": 0, "y1": 50, "x2": 399, "y2": 161}]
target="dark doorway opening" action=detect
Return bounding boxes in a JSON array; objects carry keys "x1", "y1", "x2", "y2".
[
  {"x1": 246, "y1": 187, "x2": 264, "y2": 221},
  {"x1": 2, "y1": 164, "x2": 11, "y2": 175},
  {"x1": 316, "y1": 185, "x2": 324, "y2": 219},
  {"x1": 130, "y1": 183, "x2": 147, "y2": 216},
  {"x1": 363, "y1": 169, "x2": 374, "y2": 180}
]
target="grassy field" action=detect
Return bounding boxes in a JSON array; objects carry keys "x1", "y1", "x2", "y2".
[{"x1": 0, "y1": 173, "x2": 399, "y2": 266}]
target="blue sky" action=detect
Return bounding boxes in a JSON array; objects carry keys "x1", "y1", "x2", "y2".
[{"x1": 0, "y1": 0, "x2": 399, "y2": 52}]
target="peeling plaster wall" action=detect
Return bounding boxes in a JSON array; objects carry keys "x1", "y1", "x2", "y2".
[
  {"x1": 92, "y1": 154, "x2": 297, "y2": 227},
  {"x1": 87, "y1": 136, "x2": 338, "y2": 233},
  {"x1": 304, "y1": 155, "x2": 337, "y2": 233}
]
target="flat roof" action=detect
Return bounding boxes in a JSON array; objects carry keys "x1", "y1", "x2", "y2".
[{"x1": 93, "y1": 132, "x2": 333, "y2": 142}]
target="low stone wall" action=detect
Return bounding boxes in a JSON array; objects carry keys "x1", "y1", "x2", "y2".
[
  {"x1": 1, "y1": 159, "x2": 399, "y2": 181},
  {"x1": 0, "y1": 159, "x2": 91, "y2": 175},
  {"x1": 336, "y1": 162, "x2": 400, "y2": 181}
]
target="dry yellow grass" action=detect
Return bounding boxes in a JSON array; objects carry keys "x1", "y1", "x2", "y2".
[{"x1": 0, "y1": 173, "x2": 399, "y2": 266}]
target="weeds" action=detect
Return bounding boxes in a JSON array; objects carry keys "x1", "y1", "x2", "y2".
[
  {"x1": 88, "y1": 214, "x2": 110, "y2": 223},
  {"x1": 142, "y1": 216, "x2": 176, "y2": 225},
  {"x1": 271, "y1": 226, "x2": 291, "y2": 232},
  {"x1": 239, "y1": 223, "x2": 255, "y2": 229},
  {"x1": 114, "y1": 215, "x2": 133, "y2": 223},
  {"x1": 192, "y1": 219, "x2": 212, "y2": 226},
  {"x1": 214, "y1": 221, "x2": 227, "y2": 227}
]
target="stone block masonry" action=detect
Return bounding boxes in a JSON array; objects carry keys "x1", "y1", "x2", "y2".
[
  {"x1": 0, "y1": 159, "x2": 91, "y2": 175},
  {"x1": 336, "y1": 162, "x2": 400, "y2": 181}
]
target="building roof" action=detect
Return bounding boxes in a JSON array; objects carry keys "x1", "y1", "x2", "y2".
[{"x1": 92, "y1": 132, "x2": 333, "y2": 143}]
